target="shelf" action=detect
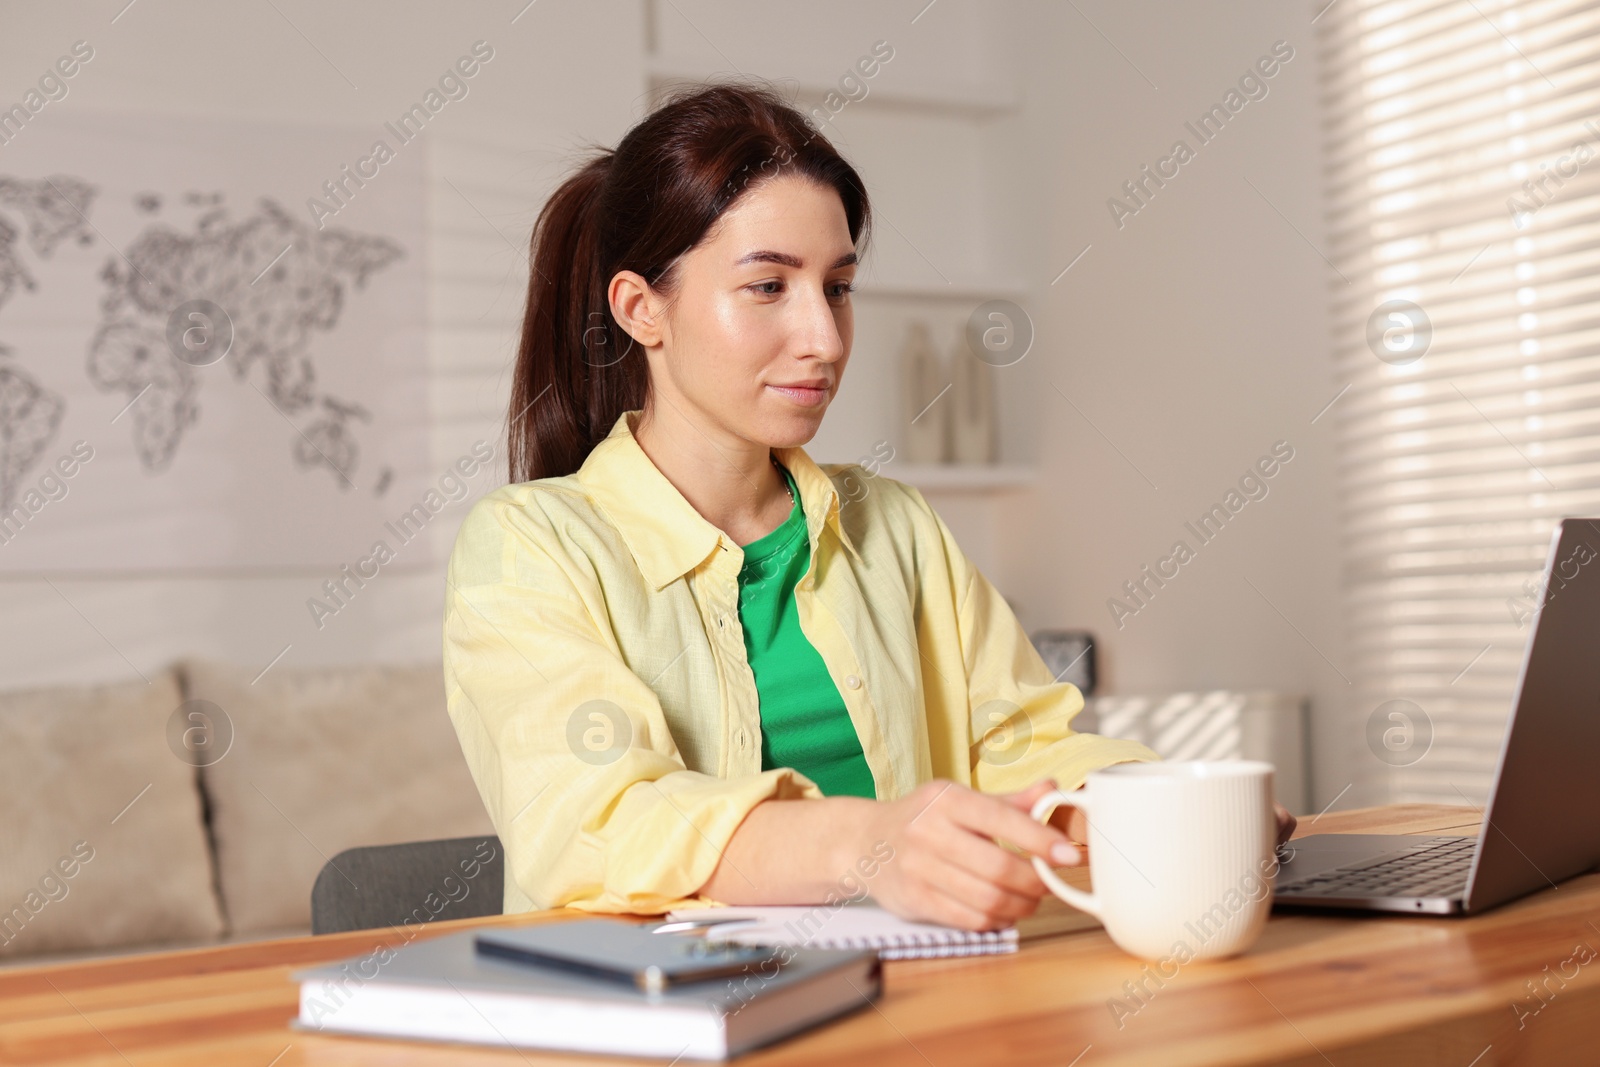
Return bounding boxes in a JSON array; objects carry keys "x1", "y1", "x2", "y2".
[{"x1": 886, "y1": 463, "x2": 1036, "y2": 492}]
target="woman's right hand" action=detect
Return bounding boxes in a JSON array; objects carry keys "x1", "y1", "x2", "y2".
[{"x1": 848, "y1": 778, "x2": 1080, "y2": 931}]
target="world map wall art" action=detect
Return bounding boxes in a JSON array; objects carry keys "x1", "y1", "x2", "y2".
[{"x1": 0, "y1": 111, "x2": 428, "y2": 571}]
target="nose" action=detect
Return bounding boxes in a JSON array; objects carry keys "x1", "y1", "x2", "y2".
[{"x1": 797, "y1": 283, "x2": 848, "y2": 365}]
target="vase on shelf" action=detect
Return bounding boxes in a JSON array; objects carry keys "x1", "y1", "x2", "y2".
[
  {"x1": 900, "y1": 320, "x2": 948, "y2": 464},
  {"x1": 949, "y1": 324, "x2": 997, "y2": 465}
]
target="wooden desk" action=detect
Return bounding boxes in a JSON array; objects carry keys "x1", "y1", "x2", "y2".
[{"x1": 3, "y1": 804, "x2": 1598, "y2": 1066}]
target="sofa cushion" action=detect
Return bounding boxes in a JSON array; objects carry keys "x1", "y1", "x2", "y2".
[
  {"x1": 0, "y1": 670, "x2": 225, "y2": 959},
  {"x1": 185, "y1": 659, "x2": 495, "y2": 935}
]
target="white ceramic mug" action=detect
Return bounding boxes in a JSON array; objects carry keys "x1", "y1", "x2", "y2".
[{"x1": 1029, "y1": 760, "x2": 1278, "y2": 961}]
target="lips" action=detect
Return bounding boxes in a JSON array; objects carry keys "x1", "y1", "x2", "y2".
[{"x1": 768, "y1": 381, "x2": 831, "y2": 407}]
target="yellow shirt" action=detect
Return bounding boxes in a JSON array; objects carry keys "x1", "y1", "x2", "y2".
[{"x1": 442, "y1": 409, "x2": 1159, "y2": 915}]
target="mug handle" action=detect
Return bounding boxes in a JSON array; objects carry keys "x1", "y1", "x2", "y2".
[{"x1": 1029, "y1": 788, "x2": 1101, "y2": 919}]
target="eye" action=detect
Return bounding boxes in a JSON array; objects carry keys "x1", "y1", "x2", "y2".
[{"x1": 745, "y1": 279, "x2": 857, "y2": 299}]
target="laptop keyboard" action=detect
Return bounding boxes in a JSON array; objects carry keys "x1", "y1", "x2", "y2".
[{"x1": 1278, "y1": 837, "x2": 1476, "y2": 899}]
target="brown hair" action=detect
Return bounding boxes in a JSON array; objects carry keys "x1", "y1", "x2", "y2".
[{"x1": 506, "y1": 80, "x2": 873, "y2": 482}]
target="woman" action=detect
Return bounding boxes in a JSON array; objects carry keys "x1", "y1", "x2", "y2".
[{"x1": 444, "y1": 81, "x2": 1294, "y2": 931}]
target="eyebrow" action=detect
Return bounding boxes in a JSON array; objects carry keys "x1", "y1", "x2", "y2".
[{"x1": 734, "y1": 249, "x2": 858, "y2": 270}]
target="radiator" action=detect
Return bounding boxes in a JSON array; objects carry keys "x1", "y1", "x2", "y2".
[{"x1": 1078, "y1": 690, "x2": 1309, "y2": 814}]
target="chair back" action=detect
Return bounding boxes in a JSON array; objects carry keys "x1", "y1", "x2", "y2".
[{"x1": 310, "y1": 835, "x2": 503, "y2": 935}]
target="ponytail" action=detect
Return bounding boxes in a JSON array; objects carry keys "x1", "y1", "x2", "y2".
[{"x1": 507, "y1": 150, "x2": 647, "y2": 483}]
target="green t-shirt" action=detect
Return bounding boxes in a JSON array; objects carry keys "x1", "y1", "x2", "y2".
[{"x1": 736, "y1": 464, "x2": 876, "y2": 798}]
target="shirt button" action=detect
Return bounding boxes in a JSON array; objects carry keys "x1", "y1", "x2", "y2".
[{"x1": 844, "y1": 674, "x2": 862, "y2": 690}]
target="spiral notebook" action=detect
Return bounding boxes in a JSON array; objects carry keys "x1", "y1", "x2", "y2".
[{"x1": 664, "y1": 903, "x2": 1019, "y2": 960}]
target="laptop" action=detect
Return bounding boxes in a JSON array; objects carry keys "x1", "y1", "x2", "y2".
[{"x1": 1273, "y1": 517, "x2": 1600, "y2": 915}]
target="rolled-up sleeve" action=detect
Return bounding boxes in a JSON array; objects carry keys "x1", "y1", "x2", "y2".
[
  {"x1": 913, "y1": 492, "x2": 1161, "y2": 793},
  {"x1": 442, "y1": 493, "x2": 820, "y2": 916}
]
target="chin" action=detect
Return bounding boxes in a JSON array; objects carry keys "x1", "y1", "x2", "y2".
[{"x1": 759, "y1": 410, "x2": 826, "y2": 450}]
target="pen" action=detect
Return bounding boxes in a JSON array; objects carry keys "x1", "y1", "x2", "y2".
[{"x1": 649, "y1": 917, "x2": 761, "y2": 935}]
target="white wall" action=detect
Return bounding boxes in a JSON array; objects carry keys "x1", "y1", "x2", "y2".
[
  {"x1": 992, "y1": 3, "x2": 1353, "y2": 812},
  {"x1": 0, "y1": 1, "x2": 1354, "y2": 812}
]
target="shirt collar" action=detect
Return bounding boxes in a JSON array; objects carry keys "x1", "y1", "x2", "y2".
[{"x1": 577, "y1": 409, "x2": 861, "y2": 591}]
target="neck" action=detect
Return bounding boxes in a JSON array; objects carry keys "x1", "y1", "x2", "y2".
[{"x1": 631, "y1": 398, "x2": 791, "y2": 545}]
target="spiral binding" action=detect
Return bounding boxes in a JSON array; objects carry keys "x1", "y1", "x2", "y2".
[{"x1": 812, "y1": 930, "x2": 1018, "y2": 960}]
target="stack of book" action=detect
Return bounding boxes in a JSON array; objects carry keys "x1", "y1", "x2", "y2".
[{"x1": 292, "y1": 918, "x2": 881, "y2": 1060}]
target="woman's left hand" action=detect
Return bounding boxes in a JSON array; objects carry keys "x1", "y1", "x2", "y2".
[{"x1": 1274, "y1": 801, "x2": 1297, "y2": 847}]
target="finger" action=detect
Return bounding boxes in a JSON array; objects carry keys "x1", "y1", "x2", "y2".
[
  {"x1": 1062, "y1": 806, "x2": 1088, "y2": 844},
  {"x1": 918, "y1": 856, "x2": 1044, "y2": 926},
  {"x1": 929, "y1": 819, "x2": 1055, "y2": 898},
  {"x1": 1275, "y1": 806, "x2": 1298, "y2": 845},
  {"x1": 947, "y1": 789, "x2": 1077, "y2": 862},
  {"x1": 884, "y1": 835, "x2": 1043, "y2": 927},
  {"x1": 1048, "y1": 840, "x2": 1089, "y2": 867},
  {"x1": 897, "y1": 886, "x2": 1019, "y2": 932},
  {"x1": 1054, "y1": 804, "x2": 1090, "y2": 846}
]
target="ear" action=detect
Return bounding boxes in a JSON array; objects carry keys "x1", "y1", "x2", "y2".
[{"x1": 609, "y1": 270, "x2": 663, "y2": 348}]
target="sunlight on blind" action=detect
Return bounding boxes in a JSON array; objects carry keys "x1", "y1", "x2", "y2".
[{"x1": 1318, "y1": 0, "x2": 1600, "y2": 805}]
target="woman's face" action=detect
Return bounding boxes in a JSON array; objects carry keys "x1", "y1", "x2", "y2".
[{"x1": 623, "y1": 174, "x2": 857, "y2": 450}]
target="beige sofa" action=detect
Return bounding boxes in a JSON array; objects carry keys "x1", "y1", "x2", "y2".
[{"x1": 0, "y1": 659, "x2": 494, "y2": 966}]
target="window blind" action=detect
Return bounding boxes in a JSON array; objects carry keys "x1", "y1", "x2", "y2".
[{"x1": 1317, "y1": 0, "x2": 1600, "y2": 804}]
